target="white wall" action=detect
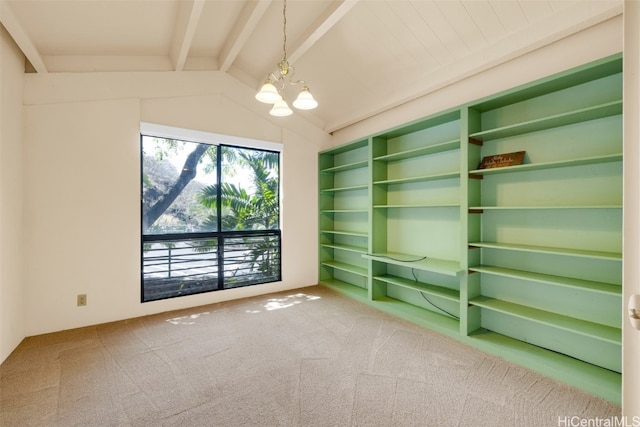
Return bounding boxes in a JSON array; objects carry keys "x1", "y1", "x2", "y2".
[
  {"x1": 21, "y1": 70, "x2": 329, "y2": 337},
  {"x1": 0, "y1": 26, "x2": 25, "y2": 363}
]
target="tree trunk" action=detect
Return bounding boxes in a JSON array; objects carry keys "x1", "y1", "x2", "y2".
[{"x1": 143, "y1": 143, "x2": 210, "y2": 231}]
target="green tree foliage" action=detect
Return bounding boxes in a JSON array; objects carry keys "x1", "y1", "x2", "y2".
[
  {"x1": 198, "y1": 149, "x2": 279, "y2": 231},
  {"x1": 142, "y1": 138, "x2": 216, "y2": 233},
  {"x1": 196, "y1": 149, "x2": 280, "y2": 279}
]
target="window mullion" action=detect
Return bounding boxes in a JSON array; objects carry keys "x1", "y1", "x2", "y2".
[{"x1": 216, "y1": 145, "x2": 224, "y2": 290}]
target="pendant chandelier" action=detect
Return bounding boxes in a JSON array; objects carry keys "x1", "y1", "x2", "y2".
[{"x1": 255, "y1": 0, "x2": 318, "y2": 117}]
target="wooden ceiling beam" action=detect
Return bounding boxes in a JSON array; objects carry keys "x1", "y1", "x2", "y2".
[
  {"x1": 170, "y1": 0, "x2": 206, "y2": 71},
  {"x1": 219, "y1": 0, "x2": 272, "y2": 73},
  {"x1": 0, "y1": 1, "x2": 47, "y2": 73},
  {"x1": 287, "y1": 0, "x2": 359, "y2": 65}
]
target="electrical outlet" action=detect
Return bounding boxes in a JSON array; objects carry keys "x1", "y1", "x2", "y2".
[{"x1": 77, "y1": 294, "x2": 87, "y2": 306}]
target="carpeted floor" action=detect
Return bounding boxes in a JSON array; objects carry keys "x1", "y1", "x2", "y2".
[{"x1": 0, "y1": 285, "x2": 621, "y2": 426}]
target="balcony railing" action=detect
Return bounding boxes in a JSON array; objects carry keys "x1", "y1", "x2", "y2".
[{"x1": 142, "y1": 231, "x2": 281, "y2": 302}]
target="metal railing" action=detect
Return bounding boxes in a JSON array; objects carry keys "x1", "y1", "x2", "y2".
[{"x1": 142, "y1": 231, "x2": 281, "y2": 301}]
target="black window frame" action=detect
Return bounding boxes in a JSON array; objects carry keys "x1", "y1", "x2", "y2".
[{"x1": 140, "y1": 134, "x2": 282, "y2": 303}]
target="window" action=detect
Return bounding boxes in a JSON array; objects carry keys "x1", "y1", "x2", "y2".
[{"x1": 140, "y1": 125, "x2": 281, "y2": 302}]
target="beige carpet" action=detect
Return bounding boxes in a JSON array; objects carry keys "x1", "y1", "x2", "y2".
[{"x1": 0, "y1": 285, "x2": 621, "y2": 426}]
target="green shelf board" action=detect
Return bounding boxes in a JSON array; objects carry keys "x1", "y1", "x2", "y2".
[
  {"x1": 320, "y1": 229, "x2": 368, "y2": 238},
  {"x1": 470, "y1": 100, "x2": 622, "y2": 142},
  {"x1": 320, "y1": 184, "x2": 368, "y2": 193},
  {"x1": 469, "y1": 205, "x2": 622, "y2": 210},
  {"x1": 321, "y1": 160, "x2": 368, "y2": 174},
  {"x1": 373, "y1": 139, "x2": 460, "y2": 162},
  {"x1": 321, "y1": 243, "x2": 368, "y2": 254},
  {"x1": 469, "y1": 153, "x2": 622, "y2": 176},
  {"x1": 320, "y1": 209, "x2": 368, "y2": 214},
  {"x1": 320, "y1": 139, "x2": 368, "y2": 155},
  {"x1": 363, "y1": 252, "x2": 464, "y2": 277},
  {"x1": 374, "y1": 171, "x2": 460, "y2": 185},
  {"x1": 468, "y1": 242, "x2": 622, "y2": 261},
  {"x1": 469, "y1": 265, "x2": 621, "y2": 296},
  {"x1": 469, "y1": 296, "x2": 621, "y2": 345},
  {"x1": 374, "y1": 203, "x2": 460, "y2": 209},
  {"x1": 374, "y1": 274, "x2": 459, "y2": 302},
  {"x1": 321, "y1": 261, "x2": 368, "y2": 277}
]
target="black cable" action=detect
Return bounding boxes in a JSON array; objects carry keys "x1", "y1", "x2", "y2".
[
  {"x1": 412, "y1": 268, "x2": 459, "y2": 320},
  {"x1": 367, "y1": 253, "x2": 427, "y2": 262},
  {"x1": 367, "y1": 253, "x2": 458, "y2": 320}
]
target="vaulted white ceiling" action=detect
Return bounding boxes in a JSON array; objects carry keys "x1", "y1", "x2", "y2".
[{"x1": 1, "y1": 0, "x2": 622, "y2": 133}]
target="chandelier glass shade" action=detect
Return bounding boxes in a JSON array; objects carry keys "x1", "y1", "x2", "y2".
[
  {"x1": 255, "y1": 0, "x2": 317, "y2": 116},
  {"x1": 255, "y1": 81, "x2": 282, "y2": 104},
  {"x1": 292, "y1": 86, "x2": 318, "y2": 110},
  {"x1": 269, "y1": 99, "x2": 293, "y2": 117}
]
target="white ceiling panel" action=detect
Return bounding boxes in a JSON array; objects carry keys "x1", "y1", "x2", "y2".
[
  {"x1": 461, "y1": 1, "x2": 507, "y2": 44},
  {"x1": 387, "y1": 1, "x2": 452, "y2": 67},
  {"x1": 190, "y1": 1, "x2": 244, "y2": 58},
  {"x1": 490, "y1": 1, "x2": 530, "y2": 33},
  {"x1": 437, "y1": 1, "x2": 487, "y2": 53},
  {"x1": 519, "y1": 0, "x2": 554, "y2": 22},
  {"x1": 2, "y1": 0, "x2": 622, "y2": 133},
  {"x1": 412, "y1": 1, "x2": 471, "y2": 60},
  {"x1": 8, "y1": 0, "x2": 177, "y2": 55}
]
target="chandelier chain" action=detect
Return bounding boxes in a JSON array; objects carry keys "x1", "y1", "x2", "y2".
[
  {"x1": 254, "y1": 0, "x2": 317, "y2": 115},
  {"x1": 282, "y1": 0, "x2": 287, "y2": 61}
]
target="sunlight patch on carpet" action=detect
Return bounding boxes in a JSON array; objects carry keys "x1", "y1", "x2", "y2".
[{"x1": 245, "y1": 293, "x2": 322, "y2": 313}]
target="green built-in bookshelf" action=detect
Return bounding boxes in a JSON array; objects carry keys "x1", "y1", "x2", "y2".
[{"x1": 318, "y1": 53, "x2": 623, "y2": 404}]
